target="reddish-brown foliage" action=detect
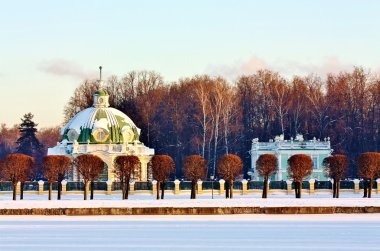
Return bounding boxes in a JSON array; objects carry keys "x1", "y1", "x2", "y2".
[
  {"x1": 287, "y1": 154, "x2": 313, "y2": 198},
  {"x1": 287, "y1": 154, "x2": 313, "y2": 182},
  {"x1": 1, "y1": 153, "x2": 35, "y2": 200},
  {"x1": 74, "y1": 154, "x2": 104, "y2": 200},
  {"x1": 357, "y1": 152, "x2": 380, "y2": 198},
  {"x1": 42, "y1": 155, "x2": 72, "y2": 200},
  {"x1": 217, "y1": 154, "x2": 243, "y2": 199},
  {"x1": 323, "y1": 154, "x2": 348, "y2": 180},
  {"x1": 256, "y1": 154, "x2": 278, "y2": 198},
  {"x1": 114, "y1": 155, "x2": 141, "y2": 200},
  {"x1": 323, "y1": 154, "x2": 348, "y2": 198},
  {"x1": 151, "y1": 155, "x2": 175, "y2": 200},
  {"x1": 256, "y1": 154, "x2": 278, "y2": 179},
  {"x1": 183, "y1": 155, "x2": 208, "y2": 199}
]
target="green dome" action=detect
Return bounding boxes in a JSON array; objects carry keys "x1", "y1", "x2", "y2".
[
  {"x1": 94, "y1": 89, "x2": 109, "y2": 96},
  {"x1": 61, "y1": 107, "x2": 141, "y2": 144}
]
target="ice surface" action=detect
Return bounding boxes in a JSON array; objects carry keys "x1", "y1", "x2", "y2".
[
  {"x1": 0, "y1": 214, "x2": 379, "y2": 251},
  {"x1": 0, "y1": 192, "x2": 380, "y2": 209}
]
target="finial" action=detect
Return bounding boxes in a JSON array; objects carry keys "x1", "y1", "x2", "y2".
[{"x1": 99, "y1": 66, "x2": 103, "y2": 81}]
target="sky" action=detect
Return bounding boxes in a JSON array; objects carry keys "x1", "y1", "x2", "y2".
[{"x1": 0, "y1": 0, "x2": 379, "y2": 128}]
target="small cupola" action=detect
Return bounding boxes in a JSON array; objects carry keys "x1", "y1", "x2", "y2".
[{"x1": 93, "y1": 66, "x2": 110, "y2": 108}]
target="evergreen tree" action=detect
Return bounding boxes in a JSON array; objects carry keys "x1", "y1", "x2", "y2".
[{"x1": 16, "y1": 113, "x2": 43, "y2": 158}]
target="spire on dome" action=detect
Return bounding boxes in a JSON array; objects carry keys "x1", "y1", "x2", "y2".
[
  {"x1": 93, "y1": 66, "x2": 110, "y2": 108},
  {"x1": 98, "y1": 66, "x2": 104, "y2": 88}
]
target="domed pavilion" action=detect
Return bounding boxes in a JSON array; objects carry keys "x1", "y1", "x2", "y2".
[{"x1": 48, "y1": 67, "x2": 154, "y2": 181}]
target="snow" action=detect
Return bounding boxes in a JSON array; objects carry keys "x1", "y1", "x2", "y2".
[
  {"x1": 1, "y1": 192, "x2": 380, "y2": 209},
  {"x1": 0, "y1": 214, "x2": 379, "y2": 250},
  {"x1": 61, "y1": 107, "x2": 96, "y2": 135}
]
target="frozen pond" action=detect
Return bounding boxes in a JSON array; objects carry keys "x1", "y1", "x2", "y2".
[{"x1": 0, "y1": 214, "x2": 379, "y2": 250}]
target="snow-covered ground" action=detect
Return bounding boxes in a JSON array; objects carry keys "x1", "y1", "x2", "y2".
[
  {"x1": 0, "y1": 214, "x2": 379, "y2": 250},
  {"x1": 0, "y1": 192, "x2": 379, "y2": 209}
]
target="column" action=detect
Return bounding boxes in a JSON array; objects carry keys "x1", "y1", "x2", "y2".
[
  {"x1": 241, "y1": 179, "x2": 248, "y2": 195},
  {"x1": 174, "y1": 179, "x2": 180, "y2": 195},
  {"x1": 139, "y1": 157, "x2": 150, "y2": 181},
  {"x1": 152, "y1": 180, "x2": 157, "y2": 195},
  {"x1": 16, "y1": 181, "x2": 21, "y2": 195},
  {"x1": 219, "y1": 179, "x2": 225, "y2": 195},
  {"x1": 377, "y1": 179, "x2": 380, "y2": 194},
  {"x1": 38, "y1": 180, "x2": 44, "y2": 195},
  {"x1": 61, "y1": 180, "x2": 67, "y2": 195},
  {"x1": 309, "y1": 179, "x2": 315, "y2": 194},
  {"x1": 353, "y1": 179, "x2": 360, "y2": 194},
  {"x1": 197, "y1": 180, "x2": 203, "y2": 194},
  {"x1": 129, "y1": 180, "x2": 135, "y2": 195},
  {"x1": 286, "y1": 180, "x2": 292, "y2": 195},
  {"x1": 106, "y1": 180, "x2": 113, "y2": 195}
]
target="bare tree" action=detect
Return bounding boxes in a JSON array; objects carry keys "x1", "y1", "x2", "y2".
[
  {"x1": 1, "y1": 154, "x2": 35, "y2": 200},
  {"x1": 323, "y1": 154, "x2": 348, "y2": 198},
  {"x1": 183, "y1": 155, "x2": 207, "y2": 199},
  {"x1": 287, "y1": 154, "x2": 313, "y2": 198},
  {"x1": 42, "y1": 155, "x2": 72, "y2": 200},
  {"x1": 114, "y1": 155, "x2": 141, "y2": 200},
  {"x1": 74, "y1": 154, "x2": 104, "y2": 200},
  {"x1": 217, "y1": 154, "x2": 243, "y2": 199},
  {"x1": 256, "y1": 154, "x2": 278, "y2": 198},
  {"x1": 151, "y1": 155, "x2": 175, "y2": 199},
  {"x1": 357, "y1": 152, "x2": 380, "y2": 198}
]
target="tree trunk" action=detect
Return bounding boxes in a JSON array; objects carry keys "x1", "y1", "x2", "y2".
[
  {"x1": 262, "y1": 178, "x2": 268, "y2": 199},
  {"x1": 230, "y1": 180, "x2": 233, "y2": 199},
  {"x1": 49, "y1": 182, "x2": 52, "y2": 200},
  {"x1": 84, "y1": 181, "x2": 87, "y2": 200},
  {"x1": 125, "y1": 179, "x2": 130, "y2": 200},
  {"x1": 336, "y1": 181, "x2": 340, "y2": 198},
  {"x1": 90, "y1": 181, "x2": 94, "y2": 200},
  {"x1": 332, "y1": 180, "x2": 336, "y2": 198},
  {"x1": 298, "y1": 181, "x2": 302, "y2": 198},
  {"x1": 368, "y1": 179, "x2": 373, "y2": 198},
  {"x1": 122, "y1": 181, "x2": 126, "y2": 200},
  {"x1": 156, "y1": 182, "x2": 160, "y2": 200},
  {"x1": 225, "y1": 181, "x2": 230, "y2": 198},
  {"x1": 57, "y1": 180, "x2": 62, "y2": 200},
  {"x1": 191, "y1": 180, "x2": 196, "y2": 199},
  {"x1": 12, "y1": 182, "x2": 17, "y2": 201},
  {"x1": 363, "y1": 179, "x2": 368, "y2": 198},
  {"x1": 20, "y1": 182, "x2": 24, "y2": 200},
  {"x1": 294, "y1": 181, "x2": 298, "y2": 198},
  {"x1": 161, "y1": 182, "x2": 165, "y2": 199}
]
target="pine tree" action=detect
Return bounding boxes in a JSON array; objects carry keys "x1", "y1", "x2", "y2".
[{"x1": 16, "y1": 113, "x2": 43, "y2": 158}]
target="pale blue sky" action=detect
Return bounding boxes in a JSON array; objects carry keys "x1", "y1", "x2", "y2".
[{"x1": 0, "y1": 0, "x2": 379, "y2": 127}]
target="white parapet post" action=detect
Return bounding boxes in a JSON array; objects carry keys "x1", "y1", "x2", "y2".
[
  {"x1": 219, "y1": 179, "x2": 225, "y2": 195},
  {"x1": 16, "y1": 181, "x2": 21, "y2": 195},
  {"x1": 174, "y1": 179, "x2": 180, "y2": 195},
  {"x1": 241, "y1": 179, "x2": 248, "y2": 195},
  {"x1": 106, "y1": 180, "x2": 113, "y2": 195},
  {"x1": 377, "y1": 179, "x2": 380, "y2": 194},
  {"x1": 353, "y1": 179, "x2": 360, "y2": 194},
  {"x1": 152, "y1": 180, "x2": 157, "y2": 195},
  {"x1": 286, "y1": 180, "x2": 292, "y2": 195},
  {"x1": 61, "y1": 180, "x2": 67, "y2": 195},
  {"x1": 309, "y1": 179, "x2": 315, "y2": 194},
  {"x1": 38, "y1": 180, "x2": 44, "y2": 195},
  {"x1": 197, "y1": 180, "x2": 203, "y2": 194},
  {"x1": 129, "y1": 180, "x2": 135, "y2": 195}
]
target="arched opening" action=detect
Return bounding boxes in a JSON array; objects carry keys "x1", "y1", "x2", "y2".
[{"x1": 98, "y1": 162, "x2": 109, "y2": 181}]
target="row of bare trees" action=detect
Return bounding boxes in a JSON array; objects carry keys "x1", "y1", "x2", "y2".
[
  {"x1": 256, "y1": 152, "x2": 380, "y2": 199},
  {"x1": 60, "y1": 67, "x2": 380, "y2": 179}
]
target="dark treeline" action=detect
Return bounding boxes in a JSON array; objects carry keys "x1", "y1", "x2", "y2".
[{"x1": 62, "y1": 67, "x2": 380, "y2": 178}]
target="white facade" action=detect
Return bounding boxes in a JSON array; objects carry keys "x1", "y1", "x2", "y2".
[{"x1": 249, "y1": 134, "x2": 333, "y2": 181}]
